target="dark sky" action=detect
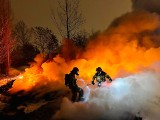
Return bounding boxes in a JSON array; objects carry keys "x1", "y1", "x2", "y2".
[{"x1": 11, "y1": 0, "x2": 132, "y2": 36}]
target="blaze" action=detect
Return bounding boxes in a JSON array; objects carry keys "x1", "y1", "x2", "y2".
[{"x1": 10, "y1": 11, "x2": 160, "y2": 93}]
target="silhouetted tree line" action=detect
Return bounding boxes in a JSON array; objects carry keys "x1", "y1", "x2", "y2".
[
  {"x1": 0, "y1": 0, "x2": 100, "y2": 76},
  {"x1": 0, "y1": 19, "x2": 99, "y2": 73},
  {"x1": 11, "y1": 20, "x2": 98, "y2": 67}
]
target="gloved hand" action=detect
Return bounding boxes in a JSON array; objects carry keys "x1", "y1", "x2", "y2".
[
  {"x1": 109, "y1": 78, "x2": 112, "y2": 82},
  {"x1": 92, "y1": 81, "x2": 95, "y2": 85}
]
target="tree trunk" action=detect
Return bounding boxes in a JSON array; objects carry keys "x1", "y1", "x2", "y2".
[{"x1": 0, "y1": 62, "x2": 7, "y2": 75}]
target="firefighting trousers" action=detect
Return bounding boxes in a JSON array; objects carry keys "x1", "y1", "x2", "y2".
[{"x1": 70, "y1": 86, "x2": 84, "y2": 102}]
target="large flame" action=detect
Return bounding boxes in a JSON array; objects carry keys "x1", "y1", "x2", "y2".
[{"x1": 10, "y1": 11, "x2": 160, "y2": 93}]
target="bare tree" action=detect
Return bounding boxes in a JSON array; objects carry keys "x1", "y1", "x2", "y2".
[
  {"x1": 13, "y1": 20, "x2": 31, "y2": 47},
  {"x1": 52, "y1": 0, "x2": 85, "y2": 39},
  {"x1": 32, "y1": 26, "x2": 59, "y2": 58},
  {"x1": 0, "y1": 0, "x2": 13, "y2": 75}
]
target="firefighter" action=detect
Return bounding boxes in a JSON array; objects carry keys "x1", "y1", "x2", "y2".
[
  {"x1": 92, "y1": 67, "x2": 112, "y2": 87},
  {"x1": 67, "y1": 67, "x2": 84, "y2": 102}
]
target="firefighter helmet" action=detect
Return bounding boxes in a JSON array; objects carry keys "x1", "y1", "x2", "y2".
[
  {"x1": 96, "y1": 67, "x2": 102, "y2": 72},
  {"x1": 72, "y1": 67, "x2": 79, "y2": 72},
  {"x1": 71, "y1": 67, "x2": 79, "y2": 75}
]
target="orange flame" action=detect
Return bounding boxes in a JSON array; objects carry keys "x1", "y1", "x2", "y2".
[{"x1": 10, "y1": 11, "x2": 160, "y2": 93}]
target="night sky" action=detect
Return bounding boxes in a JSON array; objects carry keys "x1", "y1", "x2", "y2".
[{"x1": 11, "y1": 0, "x2": 131, "y2": 37}]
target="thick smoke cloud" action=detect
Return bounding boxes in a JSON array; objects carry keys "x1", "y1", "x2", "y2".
[
  {"x1": 53, "y1": 71, "x2": 160, "y2": 120},
  {"x1": 107, "y1": 10, "x2": 160, "y2": 48},
  {"x1": 132, "y1": 0, "x2": 160, "y2": 14}
]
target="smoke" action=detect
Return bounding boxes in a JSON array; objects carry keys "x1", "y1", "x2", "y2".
[
  {"x1": 132, "y1": 0, "x2": 160, "y2": 14},
  {"x1": 53, "y1": 71, "x2": 160, "y2": 120}
]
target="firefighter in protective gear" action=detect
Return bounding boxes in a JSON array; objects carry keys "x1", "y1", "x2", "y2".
[
  {"x1": 92, "y1": 67, "x2": 112, "y2": 87},
  {"x1": 68, "y1": 67, "x2": 84, "y2": 102}
]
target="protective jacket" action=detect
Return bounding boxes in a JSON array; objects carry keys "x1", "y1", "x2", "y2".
[{"x1": 92, "y1": 71, "x2": 112, "y2": 83}]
